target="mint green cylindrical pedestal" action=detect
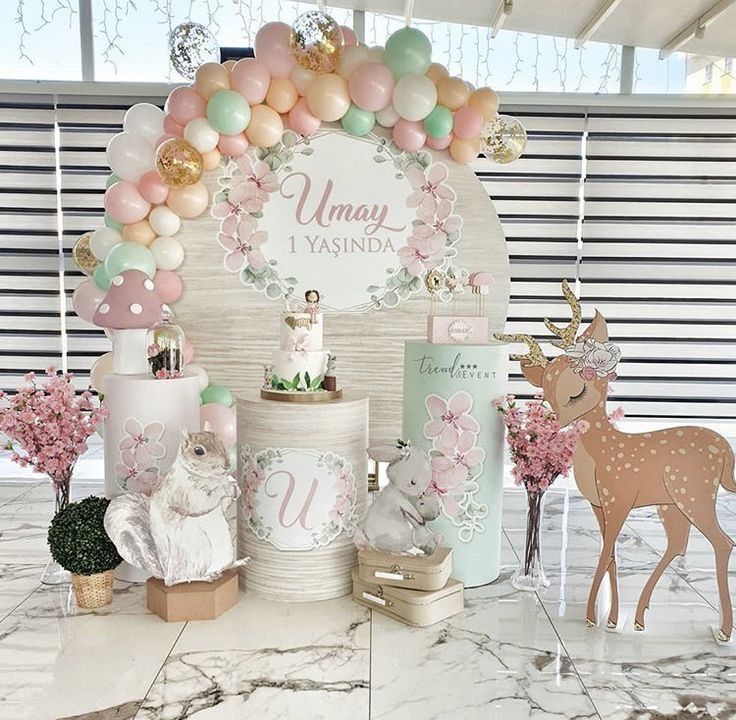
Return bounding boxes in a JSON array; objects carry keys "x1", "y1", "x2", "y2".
[{"x1": 402, "y1": 340, "x2": 508, "y2": 587}]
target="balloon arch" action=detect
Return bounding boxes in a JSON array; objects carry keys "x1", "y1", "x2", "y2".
[{"x1": 72, "y1": 12, "x2": 525, "y2": 455}]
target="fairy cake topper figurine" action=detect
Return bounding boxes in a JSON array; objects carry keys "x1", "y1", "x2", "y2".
[{"x1": 304, "y1": 289, "x2": 320, "y2": 325}]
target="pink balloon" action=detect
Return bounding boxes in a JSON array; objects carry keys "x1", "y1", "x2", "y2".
[
  {"x1": 199, "y1": 403, "x2": 236, "y2": 448},
  {"x1": 154, "y1": 133, "x2": 177, "y2": 147},
  {"x1": 287, "y1": 97, "x2": 321, "y2": 136},
  {"x1": 255, "y1": 22, "x2": 296, "y2": 78},
  {"x1": 426, "y1": 132, "x2": 453, "y2": 150},
  {"x1": 218, "y1": 132, "x2": 249, "y2": 157},
  {"x1": 231, "y1": 58, "x2": 271, "y2": 104},
  {"x1": 165, "y1": 86, "x2": 206, "y2": 126},
  {"x1": 138, "y1": 170, "x2": 170, "y2": 204},
  {"x1": 72, "y1": 279, "x2": 104, "y2": 323},
  {"x1": 154, "y1": 270, "x2": 183, "y2": 304},
  {"x1": 341, "y1": 26, "x2": 358, "y2": 46},
  {"x1": 393, "y1": 119, "x2": 426, "y2": 152},
  {"x1": 348, "y1": 62, "x2": 395, "y2": 112},
  {"x1": 453, "y1": 106, "x2": 484, "y2": 140},
  {"x1": 163, "y1": 114, "x2": 184, "y2": 137},
  {"x1": 184, "y1": 339, "x2": 195, "y2": 364},
  {"x1": 104, "y1": 180, "x2": 151, "y2": 224}
]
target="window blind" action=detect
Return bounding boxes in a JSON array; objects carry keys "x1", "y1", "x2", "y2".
[{"x1": 0, "y1": 93, "x2": 61, "y2": 393}]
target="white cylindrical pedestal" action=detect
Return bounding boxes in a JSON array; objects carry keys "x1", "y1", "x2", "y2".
[
  {"x1": 402, "y1": 340, "x2": 508, "y2": 587},
  {"x1": 237, "y1": 393, "x2": 369, "y2": 602},
  {"x1": 103, "y1": 373, "x2": 200, "y2": 583}
]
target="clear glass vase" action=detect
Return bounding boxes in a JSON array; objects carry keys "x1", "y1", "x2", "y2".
[
  {"x1": 512, "y1": 489, "x2": 550, "y2": 592},
  {"x1": 41, "y1": 475, "x2": 72, "y2": 585}
]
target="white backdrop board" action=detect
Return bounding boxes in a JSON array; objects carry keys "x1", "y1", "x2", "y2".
[{"x1": 176, "y1": 127, "x2": 509, "y2": 439}]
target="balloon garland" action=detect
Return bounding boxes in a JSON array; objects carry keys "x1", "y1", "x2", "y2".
[{"x1": 73, "y1": 12, "x2": 526, "y2": 456}]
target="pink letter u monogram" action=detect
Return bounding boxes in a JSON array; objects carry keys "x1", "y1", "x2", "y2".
[{"x1": 265, "y1": 471, "x2": 318, "y2": 530}]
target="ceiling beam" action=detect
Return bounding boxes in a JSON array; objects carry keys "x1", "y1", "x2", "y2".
[
  {"x1": 574, "y1": 0, "x2": 623, "y2": 49},
  {"x1": 491, "y1": 0, "x2": 513, "y2": 38},
  {"x1": 659, "y1": 0, "x2": 736, "y2": 59}
]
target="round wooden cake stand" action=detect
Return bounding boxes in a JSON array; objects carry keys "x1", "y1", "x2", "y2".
[{"x1": 260, "y1": 388, "x2": 343, "y2": 403}]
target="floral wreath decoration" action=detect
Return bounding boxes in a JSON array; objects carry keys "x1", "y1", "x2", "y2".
[{"x1": 70, "y1": 14, "x2": 527, "y2": 456}]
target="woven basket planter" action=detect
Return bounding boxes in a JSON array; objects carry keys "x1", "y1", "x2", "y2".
[{"x1": 71, "y1": 569, "x2": 115, "y2": 609}]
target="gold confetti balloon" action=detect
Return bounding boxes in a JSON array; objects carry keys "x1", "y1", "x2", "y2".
[
  {"x1": 480, "y1": 114, "x2": 527, "y2": 164},
  {"x1": 72, "y1": 232, "x2": 99, "y2": 276},
  {"x1": 155, "y1": 138, "x2": 204, "y2": 188},
  {"x1": 290, "y1": 11, "x2": 344, "y2": 73}
]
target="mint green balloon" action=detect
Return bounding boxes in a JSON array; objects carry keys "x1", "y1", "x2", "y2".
[
  {"x1": 201, "y1": 384, "x2": 234, "y2": 407},
  {"x1": 104, "y1": 241, "x2": 156, "y2": 280},
  {"x1": 105, "y1": 173, "x2": 120, "y2": 189},
  {"x1": 93, "y1": 263, "x2": 111, "y2": 290},
  {"x1": 384, "y1": 27, "x2": 432, "y2": 78},
  {"x1": 207, "y1": 90, "x2": 251, "y2": 135},
  {"x1": 424, "y1": 105, "x2": 453, "y2": 138},
  {"x1": 104, "y1": 213, "x2": 123, "y2": 231},
  {"x1": 341, "y1": 104, "x2": 375, "y2": 136}
]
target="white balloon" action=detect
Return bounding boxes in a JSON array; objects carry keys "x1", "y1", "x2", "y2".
[
  {"x1": 151, "y1": 236, "x2": 184, "y2": 270},
  {"x1": 392, "y1": 73, "x2": 438, "y2": 122},
  {"x1": 337, "y1": 44, "x2": 370, "y2": 79},
  {"x1": 183, "y1": 118, "x2": 219, "y2": 153},
  {"x1": 186, "y1": 362, "x2": 209, "y2": 391},
  {"x1": 376, "y1": 104, "x2": 400, "y2": 128},
  {"x1": 90, "y1": 226, "x2": 122, "y2": 261},
  {"x1": 90, "y1": 352, "x2": 114, "y2": 393},
  {"x1": 290, "y1": 64, "x2": 316, "y2": 95},
  {"x1": 106, "y1": 131, "x2": 155, "y2": 182},
  {"x1": 149, "y1": 206, "x2": 181, "y2": 237},
  {"x1": 123, "y1": 103, "x2": 165, "y2": 144},
  {"x1": 366, "y1": 45, "x2": 384, "y2": 63}
]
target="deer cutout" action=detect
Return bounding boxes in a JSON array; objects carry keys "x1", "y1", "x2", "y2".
[{"x1": 496, "y1": 280, "x2": 736, "y2": 641}]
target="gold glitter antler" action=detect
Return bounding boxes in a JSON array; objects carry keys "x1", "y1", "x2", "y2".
[
  {"x1": 544, "y1": 279, "x2": 581, "y2": 349},
  {"x1": 493, "y1": 332, "x2": 548, "y2": 368}
]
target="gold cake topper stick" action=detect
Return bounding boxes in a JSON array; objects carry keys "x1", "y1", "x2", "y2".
[{"x1": 425, "y1": 269, "x2": 446, "y2": 317}]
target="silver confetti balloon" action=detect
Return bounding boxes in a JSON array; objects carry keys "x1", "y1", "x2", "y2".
[
  {"x1": 168, "y1": 22, "x2": 220, "y2": 80},
  {"x1": 480, "y1": 114, "x2": 527, "y2": 164}
]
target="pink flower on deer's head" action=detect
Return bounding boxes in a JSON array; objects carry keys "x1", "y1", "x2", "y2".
[
  {"x1": 406, "y1": 164, "x2": 456, "y2": 216},
  {"x1": 397, "y1": 227, "x2": 445, "y2": 277},
  {"x1": 218, "y1": 223, "x2": 268, "y2": 273},
  {"x1": 424, "y1": 391, "x2": 480, "y2": 449},
  {"x1": 566, "y1": 338, "x2": 621, "y2": 380}
]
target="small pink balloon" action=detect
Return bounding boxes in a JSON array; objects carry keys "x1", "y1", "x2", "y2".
[
  {"x1": 199, "y1": 403, "x2": 236, "y2": 448},
  {"x1": 231, "y1": 58, "x2": 271, "y2": 104},
  {"x1": 163, "y1": 114, "x2": 184, "y2": 137},
  {"x1": 165, "y1": 86, "x2": 206, "y2": 126},
  {"x1": 453, "y1": 105, "x2": 484, "y2": 140},
  {"x1": 348, "y1": 61, "x2": 395, "y2": 112},
  {"x1": 287, "y1": 97, "x2": 321, "y2": 136},
  {"x1": 154, "y1": 269, "x2": 183, "y2": 304},
  {"x1": 341, "y1": 25, "x2": 358, "y2": 46},
  {"x1": 254, "y1": 22, "x2": 296, "y2": 78},
  {"x1": 393, "y1": 119, "x2": 426, "y2": 152},
  {"x1": 218, "y1": 132, "x2": 249, "y2": 157},
  {"x1": 72, "y1": 279, "x2": 104, "y2": 323},
  {"x1": 104, "y1": 180, "x2": 151, "y2": 225},
  {"x1": 426, "y1": 132, "x2": 453, "y2": 150},
  {"x1": 184, "y1": 339, "x2": 195, "y2": 364},
  {"x1": 154, "y1": 133, "x2": 177, "y2": 148},
  {"x1": 138, "y1": 170, "x2": 170, "y2": 205}
]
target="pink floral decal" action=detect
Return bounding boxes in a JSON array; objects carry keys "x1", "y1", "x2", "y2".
[
  {"x1": 424, "y1": 391, "x2": 481, "y2": 448},
  {"x1": 406, "y1": 165, "x2": 456, "y2": 215},
  {"x1": 115, "y1": 418, "x2": 166, "y2": 495},
  {"x1": 218, "y1": 221, "x2": 268, "y2": 273},
  {"x1": 397, "y1": 227, "x2": 445, "y2": 277}
]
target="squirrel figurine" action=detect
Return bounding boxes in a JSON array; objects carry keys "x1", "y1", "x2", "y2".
[{"x1": 105, "y1": 427, "x2": 249, "y2": 585}]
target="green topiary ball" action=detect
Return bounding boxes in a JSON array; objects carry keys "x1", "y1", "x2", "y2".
[{"x1": 48, "y1": 496, "x2": 122, "y2": 576}]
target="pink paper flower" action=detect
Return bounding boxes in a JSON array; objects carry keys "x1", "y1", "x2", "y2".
[
  {"x1": 406, "y1": 164, "x2": 456, "y2": 216},
  {"x1": 218, "y1": 222, "x2": 268, "y2": 272},
  {"x1": 397, "y1": 227, "x2": 445, "y2": 277},
  {"x1": 417, "y1": 198, "x2": 462, "y2": 239},
  {"x1": 119, "y1": 418, "x2": 165, "y2": 464},
  {"x1": 429, "y1": 455, "x2": 467, "y2": 516},
  {"x1": 424, "y1": 391, "x2": 480, "y2": 448},
  {"x1": 434, "y1": 429, "x2": 486, "y2": 469},
  {"x1": 229, "y1": 157, "x2": 279, "y2": 214}
]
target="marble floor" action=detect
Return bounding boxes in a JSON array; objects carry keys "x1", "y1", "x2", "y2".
[{"x1": 1, "y1": 466, "x2": 735, "y2": 719}]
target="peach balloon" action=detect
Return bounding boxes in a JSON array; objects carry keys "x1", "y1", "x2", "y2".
[
  {"x1": 426, "y1": 63, "x2": 449, "y2": 85},
  {"x1": 138, "y1": 170, "x2": 170, "y2": 204},
  {"x1": 165, "y1": 86, "x2": 206, "y2": 126},
  {"x1": 166, "y1": 182, "x2": 209, "y2": 219},
  {"x1": 203, "y1": 148, "x2": 221, "y2": 170},
  {"x1": 437, "y1": 76, "x2": 470, "y2": 111},
  {"x1": 288, "y1": 97, "x2": 321, "y2": 136},
  {"x1": 122, "y1": 219, "x2": 156, "y2": 246},
  {"x1": 468, "y1": 87, "x2": 500, "y2": 121},
  {"x1": 266, "y1": 77, "x2": 298, "y2": 114},
  {"x1": 392, "y1": 119, "x2": 426, "y2": 152},
  {"x1": 223, "y1": 59, "x2": 237, "y2": 71},
  {"x1": 195, "y1": 62, "x2": 230, "y2": 101},
  {"x1": 154, "y1": 270, "x2": 183, "y2": 304},
  {"x1": 290, "y1": 64, "x2": 316, "y2": 95},
  {"x1": 245, "y1": 104, "x2": 284, "y2": 147},
  {"x1": 163, "y1": 114, "x2": 184, "y2": 137},
  {"x1": 231, "y1": 58, "x2": 271, "y2": 104},
  {"x1": 306, "y1": 73, "x2": 350, "y2": 122},
  {"x1": 218, "y1": 132, "x2": 249, "y2": 157},
  {"x1": 449, "y1": 136, "x2": 480, "y2": 164},
  {"x1": 341, "y1": 25, "x2": 358, "y2": 46},
  {"x1": 426, "y1": 133, "x2": 453, "y2": 151}
]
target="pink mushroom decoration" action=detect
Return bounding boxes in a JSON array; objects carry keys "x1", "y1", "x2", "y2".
[
  {"x1": 93, "y1": 269, "x2": 163, "y2": 375},
  {"x1": 468, "y1": 271, "x2": 494, "y2": 295}
]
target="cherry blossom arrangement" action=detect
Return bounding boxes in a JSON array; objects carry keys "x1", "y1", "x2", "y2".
[
  {"x1": 0, "y1": 369, "x2": 108, "y2": 511},
  {"x1": 423, "y1": 390, "x2": 488, "y2": 542}
]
